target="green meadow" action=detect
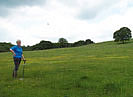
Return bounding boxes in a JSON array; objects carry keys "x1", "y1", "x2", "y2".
[{"x1": 0, "y1": 41, "x2": 133, "y2": 97}]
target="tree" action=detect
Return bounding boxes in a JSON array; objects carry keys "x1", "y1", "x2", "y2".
[
  {"x1": 58, "y1": 38, "x2": 68, "y2": 48},
  {"x1": 73, "y1": 40, "x2": 85, "y2": 47},
  {"x1": 84, "y1": 39, "x2": 94, "y2": 45},
  {"x1": 32, "y1": 40, "x2": 53, "y2": 50},
  {"x1": 113, "y1": 27, "x2": 132, "y2": 44},
  {"x1": 58, "y1": 38, "x2": 68, "y2": 43}
]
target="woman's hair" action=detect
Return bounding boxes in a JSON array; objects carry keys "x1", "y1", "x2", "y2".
[{"x1": 16, "y1": 40, "x2": 21, "y2": 43}]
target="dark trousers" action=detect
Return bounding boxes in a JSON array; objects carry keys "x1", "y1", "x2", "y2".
[{"x1": 13, "y1": 58, "x2": 21, "y2": 72}]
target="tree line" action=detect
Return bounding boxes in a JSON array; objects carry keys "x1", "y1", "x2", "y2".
[
  {"x1": 28, "y1": 26, "x2": 132, "y2": 51},
  {"x1": 0, "y1": 42, "x2": 13, "y2": 52},
  {"x1": 23, "y1": 38, "x2": 94, "y2": 51},
  {"x1": 0, "y1": 38, "x2": 94, "y2": 52},
  {"x1": 0, "y1": 27, "x2": 132, "y2": 52}
]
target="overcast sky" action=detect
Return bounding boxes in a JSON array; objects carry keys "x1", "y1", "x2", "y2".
[{"x1": 0, "y1": 0, "x2": 133, "y2": 45}]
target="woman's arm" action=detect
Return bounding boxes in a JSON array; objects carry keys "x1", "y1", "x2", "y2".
[{"x1": 10, "y1": 49, "x2": 16, "y2": 56}]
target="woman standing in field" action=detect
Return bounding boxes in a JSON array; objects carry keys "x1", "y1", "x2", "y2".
[{"x1": 10, "y1": 40, "x2": 25, "y2": 78}]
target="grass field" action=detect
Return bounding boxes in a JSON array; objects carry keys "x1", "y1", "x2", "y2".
[{"x1": 0, "y1": 41, "x2": 133, "y2": 97}]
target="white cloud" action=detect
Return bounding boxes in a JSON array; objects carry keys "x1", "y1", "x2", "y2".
[{"x1": 0, "y1": 0, "x2": 133, "y2": 45}]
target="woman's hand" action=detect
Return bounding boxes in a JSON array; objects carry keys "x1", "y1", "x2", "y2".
[
  {"x1": 13, "y1": 53, "x2": 16, "y2": 56},
  {"x1": 22, "y1": 54, "x2": 25, "y2": 61}
]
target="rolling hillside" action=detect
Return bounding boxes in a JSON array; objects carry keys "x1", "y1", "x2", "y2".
[{"x1": 0, "y1": 41, "x2": 133, "y2": 97}]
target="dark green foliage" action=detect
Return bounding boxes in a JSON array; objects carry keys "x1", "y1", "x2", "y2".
[
  {"x1": 84, "y1": 39, "x2": 94, "y2": 45},
  {"x1": 31, "y1": 41, "x2": 54, "y2": 50},
  {"x1": 73, "y1": 40, "x2": 85, "y2": 47},
  {"x1": 73, "y1": 39, "x2": 94, "y2": 47},
  {"x1": 0, "y1": 42, "x2": 13, "y2": 52},
  {"x1": 113, "y1": 27, "x2": 132, "y2": 44},
  {"x1": 58, "y1": 38, "x2": 68, "y2": 44},
  {"x1": 0, "y1": 38, "x2": 94, "y2": 52},
  {"x1": 25, "y1": 38, "x2": 94, "y2": 51},
  {"x1": 58, "y1": 38, "x2": 69, "y2": 48},
  {"x1": 22, "y1": 45, "x2": 32, "y2": 51},
  {"x1": 52, "y1": 43, "x2": 61, "y2": 48}
]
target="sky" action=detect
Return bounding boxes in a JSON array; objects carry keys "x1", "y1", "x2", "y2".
[{"x1": 0, "y1": 0, "x2": 133, "y2": 46}]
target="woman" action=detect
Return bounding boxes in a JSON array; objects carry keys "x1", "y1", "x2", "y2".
[{"x1": 10, "y1": 40, "x2": 25, "y2": 78}]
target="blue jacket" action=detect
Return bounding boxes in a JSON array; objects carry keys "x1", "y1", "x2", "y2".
[{"x1": 10, "y1": 46, "x2": 23, "y2": 58}]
